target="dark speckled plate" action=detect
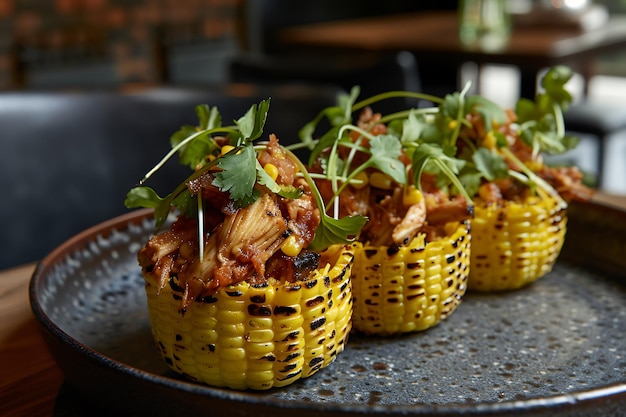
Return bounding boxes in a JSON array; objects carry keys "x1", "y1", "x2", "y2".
[{"x1": 30, "y1": 202, "x2": 626, "y2": 417}]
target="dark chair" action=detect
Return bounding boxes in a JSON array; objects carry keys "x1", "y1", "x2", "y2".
[
  {"x1": 229, "y1": 50, "x2": 423, "y2": 113},
  {"x1": 0, "y1": 83, "x2": 342, "y2": 269},
  {"x1": 227, "y1": 0, "x2": 464, "y2": 114},
  {"x1": 564, "y1": 101, "x2": 626, "y2": 189}
]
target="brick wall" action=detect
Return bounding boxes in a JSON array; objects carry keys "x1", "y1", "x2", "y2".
[{"x1": 0, "y1": 0, "x2": 241, "y2": 89}]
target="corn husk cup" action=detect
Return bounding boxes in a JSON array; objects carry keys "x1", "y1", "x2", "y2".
[
  {"x1": 350, "y1": 221, "x2": 470, "y2": 336},
  {"x1": 143, "y1": 243, "x2": 354, "y2": 391},
  {"x1": 468, "y1": 193, "x2": 567, "y2": 292}
]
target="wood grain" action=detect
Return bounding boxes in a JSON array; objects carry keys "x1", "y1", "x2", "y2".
[{"x1": 0, "y1": 263, "x2": 63, "y2": 417}]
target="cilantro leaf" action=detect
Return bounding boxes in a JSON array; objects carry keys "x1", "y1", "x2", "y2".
[
  {"x1": 465, "y1": 95, "x2": 508, "y2": 131},
  {"x1": 412, "y1": 143, "x2": 465, "y2": 184},
  {"x1": 256, "y1": 160, "x2": 304, "y2": 199},
  {"x1": 235, "y1": 99, "x2": 271, "y2": 141},
  {"x1": 212, "y1": 143, "x2": 258, "y2": 207},
  {"x1": 195, "y1": 104, "x2": 221, "y2": 130},
  {"x1": 472, "y1": 147, "x2": 508, "y2": 181},
  {"x1": 169, "y1": 105, "x2": 223, "y2": 169},
  {"x1": 125, "y1": 186, "x2": 173, "y2": 230},
  {"x1": 458, "y1": 170, "x2": 484, "y2": 198},
  {"x1": 401, "y1": 110, "x2": 428, "y2": 142},
  {"x1": 308, "y1": 214, "x2": 368, "y2": 252},
  {"x1": 366, "y1": 134, "x2": 406, "y2": 184},
  {"x1": 124, "y1": 185, "x2": 164, "y2": 209},
  {"x1": 540, "y1": 65, "x2": 573, "y2": 111},
  {"x1": 170, "y1": 127, "x2": 216, "y2": 170},
  {"x1": 515, "y1": 66, "x2": 576, "y2": 155}
]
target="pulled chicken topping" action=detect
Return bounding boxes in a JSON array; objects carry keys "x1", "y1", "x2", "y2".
[{"x1": 138, "y1": 135, "x2": 321, "y2": 310}]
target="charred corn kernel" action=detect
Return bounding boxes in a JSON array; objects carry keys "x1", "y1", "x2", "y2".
[
  {"x1": 144, "y1": 244, "x2": 354, "y2": 390},
  {"x1": 403, "y1": 185, "x2": 423, "y2": 206},
  {"x1": 350, "y1": 171, "x2": 369, "y2": 190},
  {"x1": 263, "y1": 163, "x2": 279, "y2": 181},
  {"x1": 468, "y1": 193, "x2": 566, "y2": 292},
  {"x1": 280, "y1": 234, "x2": 303, "y2": 257},
  {"x1": 369, "y1": 172, "x2": 393, "y2": 190},
  {"x1": 351, "y1": 221, "x2": 470, "y2": 335}
]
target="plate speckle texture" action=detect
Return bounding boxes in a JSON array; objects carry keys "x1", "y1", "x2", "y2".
[{"x1": 31, "y1": 211, "x2": 626, "y2": 417}]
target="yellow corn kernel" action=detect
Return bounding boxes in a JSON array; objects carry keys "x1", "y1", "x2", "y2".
[
  {"x1": 468, "y1": 193, "x2": 566, "y2": 292},
  {"x1": 263, "y1": 163, "x2": 279, "y2": 181},
  {"x1": 280, "y1": 234, "x2": 302, "y2": 257},
  {"x1": 350, "y1": 171, "x2": 369, "y2": 190},
  {"x1": 369, "y1": 172, "x2": 393, "y2": 190},
  {"x1": 402, "y1": 185, "x2": 423, "y2": 206},
  {"x1": 482, "y1": 131, "x2": 497, "y2": 149},
  {"x1": 220, "y1": 145, "x2": 235, "y2": 155},
  {"x1": 524, "y1": 160, "x2": 544, "y2": 173},
  {"x1": 350, "y1": 221, "x2": 470, "y2": 335},
  {"x1": 448, "y1": 119, "x2": 458, "y2": 131},
  {"x1": 142, "y1": 243, "x2": 354, "y2": 390}
]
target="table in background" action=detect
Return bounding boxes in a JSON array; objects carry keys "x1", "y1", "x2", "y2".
[{"x1": 277, "y1": 11, "x2": 626, "y2": 98}]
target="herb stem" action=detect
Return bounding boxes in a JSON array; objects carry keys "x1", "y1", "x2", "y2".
[
  {"x1": 501, "y1": 147, "x2": 567, "y2": 209},
  {"x1": 432, "y1": 159, "x2": 474, "y2": 207},
  {"x1": 352, "y1": 90, "x2": 444, "y2": 112},
  {"x1": 140, "y1": 126, "x2": 239, "y2": 184},
  {"x1": 378, "y1": 107, "x2": 439, "y2": 125},
  {"x1": 197, "y1": 194, "x2": 204, "y2": 262}
]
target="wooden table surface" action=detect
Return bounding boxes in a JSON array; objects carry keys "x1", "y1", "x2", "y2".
[
  {"x1": 1, "y1": 192, "x2": 625, "y2": 417},
  {"x1": 278, "y1": 11, "x2": 626, "y2": 63},
  {"x1": 0, "y1": 262, "x2": 62, "y2": 417},
  {"x1": 277, "y1": 11, "x2": 626, "y2": 97}
]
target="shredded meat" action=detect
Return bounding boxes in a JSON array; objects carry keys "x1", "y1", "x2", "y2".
[
  {"x1": 138, "y1": 135, "x2": 322, "y2": 311},
  {"x1": 538, "y1": 165, "x2": 594, "y2": 202}
]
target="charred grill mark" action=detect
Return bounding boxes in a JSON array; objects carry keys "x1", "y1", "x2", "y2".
[
  {"x1": 310, "y1": 317, "x2": 326, "y2": 330},
  {"x1": 309, "y1": 356, "x2": 324, "y2": 368},
  {"x1": 278, "y1": 369, "x2": 302, "y2": 381},
  {"x1": 282, "y1": 331, "x2": 300, "y2": 341},
  {"x1": 306, "y1": 295, "x2": 325, "y2": 308},
  {"x1": 387, "y1": 245, "x2": 400, "y2": 256},
  {"x1": 247, "y1": 304, "x2": 272, "y2": 316},
  {"x1": 364, "y1": 249, "x2": 378, "y2": 258},
  {"x1": 197, "y1": 295, "x2": 218, "y2": 304},
  {"x1": 283, "y1": 352, "x2": 300, "y2": 362},
  {"x1": 274, "y1": 305, "x2": 298, "y2": 316},
  {"x1": 305, "y1": 279, "x2": 317, "y2": 289},
  {"x1": 250, "y1": 294, "x2": 266, "y2": 303}
]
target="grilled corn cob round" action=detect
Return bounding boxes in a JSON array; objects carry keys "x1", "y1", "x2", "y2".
[
  {"x1": 144, "y1": 244, "x2": 354, "y2": 390},
  {"x1": 468, "y1": 193, "x2": 567, "y2": 292},
  {"x1": 351, "y1": 221, "x2": 471, "y2": 335}
]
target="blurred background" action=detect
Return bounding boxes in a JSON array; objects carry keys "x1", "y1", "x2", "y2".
[
  {"x1": 0, "y1": 0, "x2": 623, "y2": 92},
  {"x1": 1, "y1": 0, "x2": 626, "y2": 268}
]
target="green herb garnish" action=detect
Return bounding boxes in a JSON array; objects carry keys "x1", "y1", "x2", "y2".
[
  {"x1": 297, "y1": 67, "x2": 576, "y2": 218},
  {"x1": 515, "y1": 65, "x2": 579, "y2": 157},
  {"x1": 125, "y1": 98, "x2": 365, "y2": 257}
]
